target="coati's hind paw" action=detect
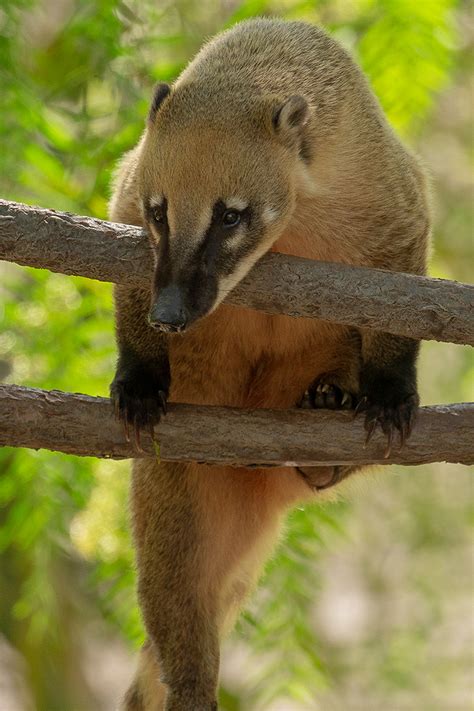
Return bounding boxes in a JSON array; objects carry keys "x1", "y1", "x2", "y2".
[
  {"x1": 300, "y1": 375, "x2": 355, "y2": 411},
  {"x1": 355, "y1": 383, "x2": 419, "y2": 458},
  {"x1": 296, "y1": 464, "x2": 360, "y2": 492},
  {"x1": 110, "y1": 367, "x2": 168, "y2": 452}
]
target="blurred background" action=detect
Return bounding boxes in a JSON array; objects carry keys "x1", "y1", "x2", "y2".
[{"x1": 0, "y1": 1, "x2": 473, "y2": 709}]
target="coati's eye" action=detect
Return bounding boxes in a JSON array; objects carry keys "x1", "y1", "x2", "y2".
[
  {"x1": 222, "y1": 209, "x2": 241, "y2": 228},
  {"x1": 153, "y1": 207, "x2": 165, "y2": 225}
]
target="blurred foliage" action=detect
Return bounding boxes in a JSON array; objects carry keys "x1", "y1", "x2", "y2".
[{"x1": 0, "y1": 1, "x2": 472, "y2": 710}]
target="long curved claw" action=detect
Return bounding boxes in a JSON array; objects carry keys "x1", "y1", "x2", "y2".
[
  {"x1": 113, "y1": 396, "x2": 120, "y2": 422},
  {"x1": 341, "y1": 391, "x2": 353, "y2": 410},
  {"x1": 149, "y1": 421, "x2": 156, "y2": 443},
  {"x1": 356, "y1": 391, "x2": 418, "y2": 456},
  {"x1": 134, "y1": 414, "x2": 145, "y2": 454},
  {"x1": 364, "y1": 416, "x2": 378, "y2": 447},
  {"x1": 399, "y1": 416, "x2": 409, "y2": 449},
  {"x1": 158, "y1": 390, "x2": 167, "y2": 416},
  {"x1": 302, "y1": 375, "x2": 356, "y2": 412},
  {"x1": 354, "y1": 396, "x2": 368, "y2": 420},
  {"x1": 399, "y1": 419, "x2": 407, "y2": 448},
  {"x1": 122, "y1": 407, "x2": 130, "y2": 443},
  {"x1": 383, "y1": 426, "x2": 393, "y2": 459}
]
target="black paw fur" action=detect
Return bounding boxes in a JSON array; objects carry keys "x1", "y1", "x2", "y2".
[
  {"x1": 110, "y1": 364, "x2": 169, "y2": 451},
  {"x1": 356, "y1": 368, "x2": 419, "y2": 456}
]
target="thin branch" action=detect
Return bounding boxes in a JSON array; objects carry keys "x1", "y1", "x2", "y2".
[
  {"x1": 0, "y1": 199, "x2": 472, "y2": 345},
  {"x1": 1, "y1": 385, "x2": 473, "y2": 467}
]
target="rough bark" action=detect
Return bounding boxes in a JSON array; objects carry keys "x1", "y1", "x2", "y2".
[
  {"x1": 1, "y1": 199, "x2": 473, "y2": 345},
  {"x1": 1, "y1": 385, "x2": 473, "y2": 467}
]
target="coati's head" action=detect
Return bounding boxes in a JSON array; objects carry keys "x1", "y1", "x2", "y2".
[{"x1": 139, "y1": 81, "x2": 312, "y2": 333}]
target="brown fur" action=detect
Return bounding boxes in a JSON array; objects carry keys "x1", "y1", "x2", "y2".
[{"x1": 110, "y1": 19, "x2": 430, "y2": 710}]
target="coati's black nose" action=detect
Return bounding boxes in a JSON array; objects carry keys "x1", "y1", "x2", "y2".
[{"x1": 148, "y1": 285, "x2": 189, "y2": 333}]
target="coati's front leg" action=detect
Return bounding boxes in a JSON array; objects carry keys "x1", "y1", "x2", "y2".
[
  {"x1": 357, "y1": 331, "x2": 419, "y2": 452},
  {"x1": 301, "y1": 372, "x2": 356, "y2": 411},
  {"x1": 299, "y1": 330, "x2": 419, "y2": 489},
  {"x1": 110, "y1": 285, "x2": 170, "y2": 447},
  {"x1": 305, "y1": 332, "x2": 419, "y2": 451},
  {"x1": 296, "y1": 332, "x2": 362, "y2": 491}
]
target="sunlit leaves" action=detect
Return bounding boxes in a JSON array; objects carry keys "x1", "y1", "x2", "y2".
[
  {"x1": 235, "y1": 503, "x2": 347, "y2": 708},
  {"x1": 357, "y1": 0, "x2": 457, "y2": 136}
]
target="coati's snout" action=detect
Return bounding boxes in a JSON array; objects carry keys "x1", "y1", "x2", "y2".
[
  {"x1": 148, "y1": 257, "x2": 219, "y2": 333},
  {"x1": 148, "y1": 285, "x2": 188, "y2": 333}
]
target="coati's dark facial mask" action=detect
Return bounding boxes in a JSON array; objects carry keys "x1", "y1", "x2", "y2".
[{"x1": 144, "y1": 194, "x2": 270, "y2": 332}]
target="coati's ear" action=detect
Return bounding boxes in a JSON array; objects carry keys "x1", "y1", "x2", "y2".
[
  {"x1": 267, "y1": 95, "x2": 310, "y2": 148},
  {"x1": 148, "y1": 83, "x2": 171, "y2": 123}
]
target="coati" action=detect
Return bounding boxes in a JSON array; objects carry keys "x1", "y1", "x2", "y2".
[{"x1": 109, "y1": 18, "x2": 430, "y2": 711}]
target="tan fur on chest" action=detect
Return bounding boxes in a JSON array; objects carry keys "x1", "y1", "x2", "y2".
[
  {"x1": 167, "y1": 184, "x2": 366, "y2": 410},
  {"x1": 168, "y1": 219, "x2": 357, "y2": 410},
  {"x1": 169, "y1": 303, "x2": 352, "y2": 409}
]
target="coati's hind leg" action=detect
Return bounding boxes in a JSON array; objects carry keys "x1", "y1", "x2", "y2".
[
  {"x1": 123, "y1": 459, "x2": 304, "y2": 711},
  {"x1": 296, "y1": 333, "x2": 362, "y2": 492},
  {"x1": 297, "y1": 372, "x2": 360, "y2": 490},
  {"x1": 300, "y1": 372, "x2": 357, "y2": 411},
  {"x1": 299, "y1": 328, "x2": 361, "y2": 414},
  {"x1": 296, "y1": 384, "x2": 361, "y2": 491},
  {"x1": 295, "y1": 460, "x2": 363, "y2": 493},
  {"x1": 121, "y1": 643, "x2": 166, "y2": 710},
  {"x1": 127, "y1": 460, "x2": 220, "y2": 711}
]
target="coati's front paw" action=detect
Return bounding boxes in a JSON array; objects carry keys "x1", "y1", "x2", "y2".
[
  {"x1": 300, "y1": 374, "x2": 355, "y2": 411},
  {"x1": 110, "y1": 366, "x2": 169, "y2": 451},
  {"x1": 356, "y1": 371, "x2": 419, "y2": 456}
]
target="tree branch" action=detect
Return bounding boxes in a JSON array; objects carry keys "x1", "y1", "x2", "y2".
[
  {"x1": 1, "y1": 199, "x2": 472, "y2": 345},
  {"x1": 1, "y1": 385, "x2": 472, "y2": 467}
]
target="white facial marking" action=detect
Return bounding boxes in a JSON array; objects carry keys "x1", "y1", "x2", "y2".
[
  {"x1": 149, "y1": 194, "x2": 164, "y2": 208},
  {"x1": 225, "y1": 197, "x2": 248, "y2": 211},
  {"x1": 214, "y1": 237, "x2": 275, "y2": 309},
  {"x1": 195, "y1": 206, "x2": 213, "y2": 242},
  {"x1": 262, "y1": 206, "x2": 279, "y2": 225},
  {"x1": 166, "y1": 204, "x2": 213, "y2": 260},
  {"x1": 294, "y1": 163, "x2": 317, "y2": 197},
  {"x1": 220, "y1": 225, "x2": 245, "y2": 244}
]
